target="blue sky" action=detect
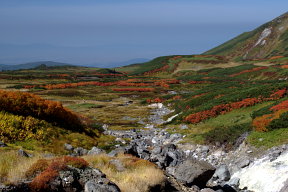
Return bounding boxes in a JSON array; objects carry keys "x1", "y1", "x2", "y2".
[{"x1": 0, "y1": 0, "x2": 287, "y2": 65}]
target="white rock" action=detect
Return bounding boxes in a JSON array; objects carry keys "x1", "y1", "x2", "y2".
[
  {"x1": 254, "y1": 27, "x2": 272, "y2": 47},
  {"x1": 231, "y1": 151, "x2": 288, "y2": 192}
]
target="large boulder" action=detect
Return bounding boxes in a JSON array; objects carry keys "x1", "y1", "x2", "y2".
[
  {"x1": 155, "y1": 144, "x2": 184, "y2": 169},
  {"x1": 207, "y1": 164, "x2": 230, "y2": 187},
  {"x1": 88, "y1": 147, "x2": 105, "y2": 155},
  {"x1": 64, "y1": 143, "x2": 74, "y2": 151},
  {"x1": 74, "y1": 147, "x2": 88, "y2": 156},
  {"x1": 172, "y1": 158, "x2": 215, "y2": 188},
  {"x1": 85, "y1": 180, "x2": 120, "y2": 192},
  {"x1": 34, "y1": 167, "x2": 120, "y2": 192}
]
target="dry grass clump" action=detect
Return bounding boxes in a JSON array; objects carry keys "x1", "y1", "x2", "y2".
[
  {"x1": 0, "y1": 150, "x2": 42, "y2": 184},
  {"x1": 84, "y1": 153, "x2": 165, "y2": 192}
]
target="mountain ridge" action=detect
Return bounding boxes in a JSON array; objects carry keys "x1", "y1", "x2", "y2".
[{"x1": 204, "y1": 12, "x2": 288, "y2": 60}]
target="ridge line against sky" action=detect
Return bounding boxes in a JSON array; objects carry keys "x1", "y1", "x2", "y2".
[{"x1": 0, "y1": 0, "x2": 287, "y2": 65}]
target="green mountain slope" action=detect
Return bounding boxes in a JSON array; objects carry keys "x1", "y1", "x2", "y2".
[{"x1": 204, "y1": 12, "x2": 288, "y2": 60}]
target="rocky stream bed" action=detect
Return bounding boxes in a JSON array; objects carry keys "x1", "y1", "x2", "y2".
[{"x1": 1, "y1": 103, "x2": 288, "y2": 192}]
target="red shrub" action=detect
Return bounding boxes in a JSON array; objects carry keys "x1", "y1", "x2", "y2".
[
  {"x1": 185, "y1": 98, "x2": 263, "y2": 124},
  {"x1": 172, "y1": 95, "x2": 182, "y2": 100},
  {"x1": 63, "y1": 156, "x2": 89, "y2": 169},
  {"x1": 270, "y1": 100, "x2": 288, "y2": 111},
  {"x1": 144, "y1": 65, "x2": 169, "y2": 75},
  {"x1": 147, "y1": 97, "x2": 164, "y2": 103},
  {"x1": 269, "y1": 89, "x2": 286, "y2": 100},
  {"x1": 229, "y1": 67, "x2": 268, "y2": 77},
  {"x1": 30, "y1": 156, "x2": 88, "y2": 191},
  {"x1": 189, "y1": 81, "x2": 211, "y2": 84},
  {"x1": 112, "y1": 88, "x2": 155, "y2": 92},
  {"x1": 270, "y1": 56, "x2": 284, "y2": 60}
]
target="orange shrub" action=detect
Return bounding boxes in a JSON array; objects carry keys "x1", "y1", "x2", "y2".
[
  {"x1": 147, "y1": 97, "x2": 164, "y2": 103},
  {"x1": 112, "y1": 88, "x2": 155, "y2": 92},
  {"x1": 25, "y1": 159, "x2": 50, "y2": 179},
  {"x1": 281, "y1": 65, "x2": 288, "y2": 69},
  {"x1": 229, "y1": 66, "x2": 268, "y2": 77},
  {"x1": 172, "y1": 95, "x2": 182, "y2": 100},
  {"x1": 269, "y1": 56, "x2": 284, "y2": 60},
  {"x1": 0, "y1": 90, "x2": 83, "y2": 131},
  {"x1": 270, "y1": 100, "x2": 288, "y2": 111},
  {"x1": 253, "y1": 110, "x2": 286, "y2": 132}
]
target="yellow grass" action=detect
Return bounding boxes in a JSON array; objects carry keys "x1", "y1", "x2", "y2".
[
  {"x1": 83, "y1": 154, "x2": 165, "y2": 192},
  {"x1": 173, "y1": 61, "x2": 242, "y2": 73},
  {"x1": 0, "y1": 150, "x2": 42, "y2": 184}
]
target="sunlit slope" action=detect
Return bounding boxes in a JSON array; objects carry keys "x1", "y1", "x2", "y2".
[{"x1": 204, "y1": 12, "x2": 288, "y2": 60}]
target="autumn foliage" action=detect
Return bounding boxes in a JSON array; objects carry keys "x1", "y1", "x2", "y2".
[
  {"x1": 185, "y1": 98, "x2": 263, "y2": 123},
  {"x1": 0, "y1": 90, "x2": 83, "y2": 131},
  {"x1": 253, "y1": 110, "x2": 287, "y2": 132},
  {"x1": 189, "y1": 81, "x2": 211, "y2": 84},
  {"x1": 30, "y1": 156, "x2": 88, "y2": 191},
  {"x1": 23, "y1": 79, "x2": 179, "y2": 90},
  {"x1": 147, "y1": 97, "x2": 164, "y2": 103},
  {"x1": 270, "y1": 99, "x2": 288, "y2": 111},
  {"x1": 112, "y1": 88, "x2": 155, "y2": 92},
  {"x1": 229, "y1": 66, "x2": 268, "y2": 77},
  {"x1": 0, "y1": 111, "x2": 51, "y2": 142}
]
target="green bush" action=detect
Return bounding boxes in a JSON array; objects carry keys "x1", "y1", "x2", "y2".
[
  {"x1": 268, "y1": 111, "x2": 288, "y2": 130},
  {"x1": 203, "y1": 123, "x2": 251, "y2": 145}
]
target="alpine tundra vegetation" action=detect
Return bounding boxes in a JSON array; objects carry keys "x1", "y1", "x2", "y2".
[{"x1": 1, "y1": 2, "x2": 288, "y2": 192}]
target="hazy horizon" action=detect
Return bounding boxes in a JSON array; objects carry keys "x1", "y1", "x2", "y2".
[{"x1": 0, "y1": 0, "x2": 287, "y2": 65}]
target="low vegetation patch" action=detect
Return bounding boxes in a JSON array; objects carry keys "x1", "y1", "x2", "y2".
[{"x1": 84, "y1": 154, "x2": 165, "y2": 192}]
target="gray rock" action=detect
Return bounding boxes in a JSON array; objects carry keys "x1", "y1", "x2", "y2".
[
  {"x1": 109, "y1": 159, "x2": 126, "y2": 172},
  {"x1": 0, "y1": 183, "x2": 30, "y2": 192},
  {"x1": 201, "y1": 146, "x2": 210, "y2": 153},
  {"x1": 180, "y1": 124, "x2": 188, "y2": 130},
  {"x1": 190, "y1": 185, "x2": 201, "y2": 192},
  {"x1": 214, "y1": 164, "x2": 230, "y2": 181},
  {"x1": 64, "y1": 143, "x2": 74, "y2": 151},
  {"x1": 201, "y1": 189, "x2": 215, "y2": 192},
  {"x1": 107, "y1": 148, "x2": 125, "y2": 157},
  {"x1": 18, "y1": 149, "x2": 32, "y2": 157},
  {"x1": 280, "y1": 178, "x2": 288, "y2": 192},
  {"x1": 43, "y1": 167, "x2": 120, "y2": 192},
  {"x1": 238, "y1": 159, "x2": 250, "y2": 168},
  {"x1": 173, "y1": 158, "x2": 215, "y2": 187},
  {"x1": 88, "y1": 147, "x2": 105, "y2": 155},
  {"x1": 227, "y1": 177, "x2": 240, "y2": 187},
  {"x1": 270, "y1": 149, "x2": 282, "y2": 161},
  {"x1": 207, "y1": 164, "x2": 230, "y2": 187},
  {"x1": 85, "y1": 180, "x2": 120, "y2": 192},
  {"x1": 0, "y1": 141, "x2": 7, "y2": 147},
  {"x1": 74, "y1": 147, "x2": 88, "y2": 156}
]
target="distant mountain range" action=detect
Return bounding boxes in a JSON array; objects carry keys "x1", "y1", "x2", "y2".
[
  {"x1": 0, "y1": 58, "x2": 151, "y2": 71},
  {"x1": 85, "y1": 58, "x2": 150, "y2": 68},
  {"x1": 0, "y1": 61, "x2": 73, "y2": 71},
  {"x1": 205, "y1": 12, "x2": 288, "y2": 60}
]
